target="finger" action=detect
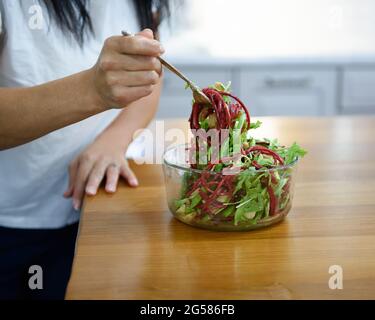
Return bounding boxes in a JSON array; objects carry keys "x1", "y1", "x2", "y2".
[
  {"x1": 63, "y1": 185, "x2": 73, "y2": 198},
  {"x1": 105, "y1": 164, "x2": 120, "y2": 193},
  {"x1": 85, "y1": 161, "x2": 109, "y2": 196},
  {"x1": 105, "y1": 70, "x2": 160, "y2": 87},
  {"x1": 120, "y1": 163, "x2": 139, "y2": 187},
  {"x1": 72, "y1": 160, "x2": 95, "y2": 210},
  {"x1": 137, "y1": 28, "x2": 154, "y2": 40},
  {"x1": 112, "y1": 85, "x2": 155, "y2": 106},
  {"x1": 100, "y1": 55, "x2": 162, "y2": 73},
  {"x1": 64, "y1": 160, "x2": 78, "y2": 198},
  {"x1": 108, "y1": 35, "x2": 164, "y2": 56}
]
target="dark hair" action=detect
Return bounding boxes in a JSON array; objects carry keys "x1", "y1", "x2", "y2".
[{"x1": 41, "y1": 0, "x2": 170, "y2": 45}]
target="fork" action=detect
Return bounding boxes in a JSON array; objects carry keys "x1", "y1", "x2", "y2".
[{"x1": 121, "y1": 31, "x2": 211, "y2": 105}]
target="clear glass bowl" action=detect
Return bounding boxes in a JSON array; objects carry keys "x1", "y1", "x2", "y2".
[{"x1": 163, "y1": 144, "x2": 299, "y2": 231}]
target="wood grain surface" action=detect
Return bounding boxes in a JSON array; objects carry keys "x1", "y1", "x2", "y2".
[{"x1": 66, "y1": 116, "x2": 375, "y2": 300}]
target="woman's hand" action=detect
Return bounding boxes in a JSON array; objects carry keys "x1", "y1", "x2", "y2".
[
  {"x1": 91, "y1": 28, "x2": 163, "y2": 109},
  {"x1": 63, "y1": 136, "x2": 138, "y2": 210}
]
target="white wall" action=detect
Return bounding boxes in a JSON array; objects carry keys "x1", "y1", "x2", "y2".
[{"x1": 161, "y1": 0, "x2": 375, "y2": 59}]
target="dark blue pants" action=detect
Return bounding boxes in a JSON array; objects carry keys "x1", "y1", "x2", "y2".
[{"x1": 0, "y1": 222, "x2": 79, "y2": 300}]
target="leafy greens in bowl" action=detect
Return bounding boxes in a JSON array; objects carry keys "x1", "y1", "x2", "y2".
[{"x1": 163, "y1": 82, "x2": 306, "y2": 231}]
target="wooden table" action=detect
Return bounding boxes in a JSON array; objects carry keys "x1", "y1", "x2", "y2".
[{"x1": 66, "y1": 116, "x2": 375, "y2": 300}]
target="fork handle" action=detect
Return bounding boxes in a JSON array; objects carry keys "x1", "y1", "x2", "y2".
[{"x1": 157, "y1": 57, "x2": 194, "y2": 88}]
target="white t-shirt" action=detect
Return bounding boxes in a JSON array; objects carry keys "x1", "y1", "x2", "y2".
[{"x1": 0, "y1": 0, "x2": 139, "y2": 229}]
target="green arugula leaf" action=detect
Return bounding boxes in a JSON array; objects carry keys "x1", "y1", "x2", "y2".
[
  {"x1": 284, "y1": 142, "x2": 307, "y2": 164},
  {"x1": 199, "y1": 118, "x2": 210, "y2": 131},
  {"x1": 222, "y1": 205, "x2": 235, "y2": 218},
  {"x1": 250, "y1": 120, "x2": 262, "y2": 130},
  {"x1": 274, "y1": 177, "x2": 288, "y2": 197},
  {"x1": 189, "y1": 193, "x2": 202, "y2": 209},
  {"x1": 234, "y1": 112, "x2": 247, "y2": 131},
  {"x1": 214, "y1": 163, "x2": 224, "y2": 172}
]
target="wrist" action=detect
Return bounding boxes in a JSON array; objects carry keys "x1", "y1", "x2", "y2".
[
  {"x1": 82, "y1": 68, "x2": 108, "y2": 113},
  {"x1": 96, "y1": 127, "x2": 132, "y2": 153}
]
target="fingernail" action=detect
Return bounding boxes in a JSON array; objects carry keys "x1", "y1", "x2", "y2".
[
  {"x1": 130, "y1": 178, "x2": 139, "y2": 187},
  {"x1": 73, "y1": 200, "x2": 80, "y2": 211},
  {"x1": 86, "y1": 186, "x2": 96, "y2": 195},
  {"x1": 107, "y1": 185, "x2": 116, "y2": 193},
  {"x1": 159, "y1": 45, "x2": 165, "y2": 54}
]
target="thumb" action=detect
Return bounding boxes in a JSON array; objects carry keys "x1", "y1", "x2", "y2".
[{"x1": 136, "y1": 28, "x2": 155, "y2": 40}]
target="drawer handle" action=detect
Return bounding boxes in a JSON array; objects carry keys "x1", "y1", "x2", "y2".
[{"x1": 264, "y1": 77, "x2": 312, "y2": 89}]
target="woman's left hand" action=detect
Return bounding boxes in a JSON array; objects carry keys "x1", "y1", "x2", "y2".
[{"x1": 63, "y1": 137, "x2": 138, "y2": 210}]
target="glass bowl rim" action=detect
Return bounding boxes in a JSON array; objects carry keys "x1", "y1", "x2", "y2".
[{"x1": 163, "y1": 143, "x2": 299, "y2": 175}]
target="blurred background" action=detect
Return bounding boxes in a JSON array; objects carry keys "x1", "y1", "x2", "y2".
[{"x1": 156, "y1": 0, "x2": 375, "y2": 118}]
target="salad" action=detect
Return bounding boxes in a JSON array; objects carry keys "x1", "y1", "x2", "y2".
[{"x1": 169, "y1": 82, "x2": 306, "y2": 230}]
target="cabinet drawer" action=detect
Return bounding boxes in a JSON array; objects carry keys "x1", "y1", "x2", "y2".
[
  {"x1": 157, "y1": 95, "x2": 193, "y2": 119},
  {"x1": 342, "y1": 69, "x2": 375, "y2": 112},
  {"x1": 239, "y1": 69, "x2": 337, "y2": 116}
]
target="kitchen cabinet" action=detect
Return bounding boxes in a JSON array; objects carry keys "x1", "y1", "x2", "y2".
[
  {"x1": 157, "y1": 61, "x2": 375, "y2": 118},
  {"x1": 341, "y1": 67, "x2": 375, "y2": 114},
  {"x1": 238, "y1": 68, "x2": 337, "y2": 116}
]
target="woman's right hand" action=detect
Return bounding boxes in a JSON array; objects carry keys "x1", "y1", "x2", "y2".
[{"x1": 91, "y1": 28, "x2": 163, "y2": 109}]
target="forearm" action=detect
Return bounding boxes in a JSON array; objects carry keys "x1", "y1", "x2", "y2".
[
  {"x1": 95, "y1": 79, "x2": 162, "y2": 151},
  {"x1": 0, "y1": 69, "x2": 103, "y2": 150}
]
